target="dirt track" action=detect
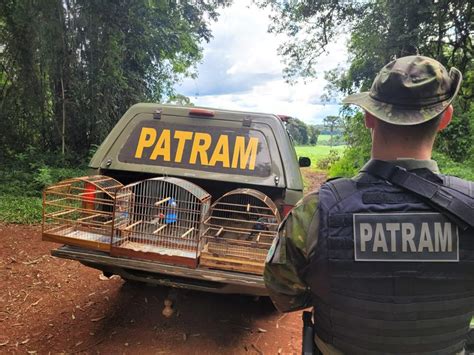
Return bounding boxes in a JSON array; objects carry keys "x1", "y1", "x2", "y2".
[{"x1": 0, "y1": 170, "x2": 327, "y2": 354}]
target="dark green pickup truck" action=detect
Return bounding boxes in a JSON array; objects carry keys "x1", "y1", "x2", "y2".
[{"x1": 46, "y1": 103, "x2": 308, "y2": 295}]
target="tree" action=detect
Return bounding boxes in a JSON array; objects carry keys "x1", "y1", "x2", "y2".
[
  {"x1": 258, "y1": 0, "x2": 474, "y2": 163},
  {"x1": 308, "y1": 125, "x2": 320, "y2": 145},
  {"x1": 287, "y1": 118, "x2": 309, "y2": 145},
  {"x1": 323, "y1": 116, "x2": 342, "y2": 147},
  {"x1": 167, "y1": 94, "x2": 194, "y2": 106},
  {"x1": 0, "y1": 0, "x2": 229, "y2": 160}
]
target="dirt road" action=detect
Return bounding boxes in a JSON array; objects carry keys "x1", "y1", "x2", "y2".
[{"x1": 0, "y1": 171, "x2": 327, "y2": 354}]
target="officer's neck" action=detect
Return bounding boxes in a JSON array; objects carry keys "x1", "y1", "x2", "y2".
[{"x1": 371, "y1": 135, "x2": 433, "y2": 161}]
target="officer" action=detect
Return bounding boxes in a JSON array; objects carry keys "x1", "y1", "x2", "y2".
[{"x1": 264, "y1": 55, "x2": 474, "y2": 355}]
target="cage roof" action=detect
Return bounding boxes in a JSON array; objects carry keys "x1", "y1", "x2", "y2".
[
  {"x1": 212, "y1": 188, "x2": 281, "y2": 222},
  {"x1": 118, "y1": 176, "x2": 211, "y2": 201},
  {"x1": 44, "y1": 175, "x2": 124, "y2": 198}
]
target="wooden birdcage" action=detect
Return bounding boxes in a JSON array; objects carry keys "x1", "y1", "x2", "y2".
[
  {"x1": 42, "y1": 175, "x2": 124, "y2": 251},
  {"x1": 110, "y1": 177, "x2": 211, "y2": 268},
  {"x1": 200, "y1": 189, "x2": 281, "y2": 275}
]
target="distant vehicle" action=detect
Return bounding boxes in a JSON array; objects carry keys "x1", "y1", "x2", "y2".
[{"x1": 44, "y1": 103, "x2": 309, "y2": 295}]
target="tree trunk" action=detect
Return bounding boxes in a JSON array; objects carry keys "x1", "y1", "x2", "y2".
[{"x1": 61, "y1": 75, "x2": 65, "y2": 155}]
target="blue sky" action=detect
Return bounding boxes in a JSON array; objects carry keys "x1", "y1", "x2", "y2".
[{"x1": 175, "y1": 1, "x2": 348, "y2": 125}]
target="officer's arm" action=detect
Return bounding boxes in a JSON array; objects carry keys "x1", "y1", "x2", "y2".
[{"x1": 264, "y1": 193, "x2": 319, "y2": 312}]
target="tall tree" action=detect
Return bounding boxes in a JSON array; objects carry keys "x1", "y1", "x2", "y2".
[
  {"x1": 323, "y1": 116, "x2": 342, "y2": 147},
  {"x1": 258, "y1": 0, "x2": 474, "y2": 163},
  {"x1": 308, "y1": 125, "x2": 320, "y2": 146},
  {"x1": 287, "y1": 118, "x2": 309, "y2": 145},
  {"x1": 0, "y1": 0, "x2": 229, "y2": 160}
]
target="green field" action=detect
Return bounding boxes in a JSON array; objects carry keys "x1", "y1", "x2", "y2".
[
  {"x1": 316, "y1": 134, "x2": 345, "y2": 145},
  {"x1": 295, "y1": 145, "x2": 346, "y2": 170},
  {"x1": 317, "y1": 134, "x2": 331, "y2": 143}
]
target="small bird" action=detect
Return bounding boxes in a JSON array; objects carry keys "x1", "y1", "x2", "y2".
[{"x1": 246, "y1": 217, "x2": 276, "y2": 241}]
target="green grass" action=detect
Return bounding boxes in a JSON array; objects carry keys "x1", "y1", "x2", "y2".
[
  {"x1": 0, "y1": 195, "x2": 43, "y2": 224},
  {"x1": 317, "y1": 134, "x2": 331, "y2": 143},
  {"x1": 295, "y1": 145, "x2": 346, "y2": 170},
  {"x1": 0, "y1": 164, "x2": 87, "y2": 224}
]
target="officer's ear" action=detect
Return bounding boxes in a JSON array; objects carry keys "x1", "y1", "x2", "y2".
[
  {"x1": 365, "y1": 111, "x2": 376, "y2": 129},
  {"x1": 437, "y1": 105, "x2": 453, "y2": 132}
]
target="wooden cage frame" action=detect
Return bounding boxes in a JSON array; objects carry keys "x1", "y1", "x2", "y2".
[
  {"x1": 42, "y1": 175, "x2": 124, "y2": 251},
  {"x1": 200, "y1": 188, "x2": 281, "y2": 275}
]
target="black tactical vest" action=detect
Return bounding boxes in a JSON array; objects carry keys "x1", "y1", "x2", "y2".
[{"x1": 305, "y1": 170, "x2": 474, "y2": 355}]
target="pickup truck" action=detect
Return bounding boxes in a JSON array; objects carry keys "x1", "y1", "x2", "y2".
[{"x1": 45, "y1": 103, "x2": 308, "y2": 296}]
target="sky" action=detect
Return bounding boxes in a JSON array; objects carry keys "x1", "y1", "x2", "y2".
[{"x1": 175, "y1": 0, "x2": 348, "y2": 125}]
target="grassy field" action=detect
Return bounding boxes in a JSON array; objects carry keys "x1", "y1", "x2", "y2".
[
  {"x1": 317, "y1": 134, "x2": 331, "y2": 143},
  {"x1": 317, "y1": 134, "x2": 345, "y2": 145},
  {"x1": 295, "y1": 145, "x2": 346, "y2": 170}
]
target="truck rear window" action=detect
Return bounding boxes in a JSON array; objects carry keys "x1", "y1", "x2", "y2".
[{"x1": 118, "y1": 121, "x2": 272, "y2": 177}]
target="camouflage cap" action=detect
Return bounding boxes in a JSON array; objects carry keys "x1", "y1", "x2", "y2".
[{"x1": 342, "y1": 55, "x2": 462, "y2": 125}]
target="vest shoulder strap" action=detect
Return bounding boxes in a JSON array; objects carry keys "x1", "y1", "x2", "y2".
[
  {"x1": 325, "y1": 178, "x2": 358, "y2": 203},
  {"x1": 442, "y1": 175, "x2": 474, "y2": 198},
  {"x1": 362, "y1": 160, "x2": 474, "y2": 230}
]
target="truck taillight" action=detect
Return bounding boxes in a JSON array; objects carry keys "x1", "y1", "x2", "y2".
[
  {"x1": 281, "y1": 204, "x2": 294, "y2": 218},
  {"x1": 189, "y1": 108, "x2": 215, "y2": 117}
]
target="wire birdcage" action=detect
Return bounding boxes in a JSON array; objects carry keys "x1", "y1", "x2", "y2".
[
  {"x1": 42, "y1": 175, "x2": 124, "y2": 251},
  {"x1": 200, "y1": 188, "x2": 281, "y2": 275},
  {"x1": 110, "y1": 177, "x2": 211, "y2": 267}
]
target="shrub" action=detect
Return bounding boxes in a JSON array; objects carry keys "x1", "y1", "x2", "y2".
[
  {"x1": 316, "y1": 149, "x2": 341, "y2": 170},
  {"x1": 328, "y1": 146, "x2": 370, "y2": 178},
  {"x1": 0, "y1": 195, "x2": 43, "y2": 224},
  {"x1": 34, "y1": 166, "x2": 88, "y2": 191},
  {"x1": 433, "y1": 152, "x2": 474, "y2": 180}
]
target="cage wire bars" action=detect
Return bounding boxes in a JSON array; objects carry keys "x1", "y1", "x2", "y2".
[
  {"x1": 110, "y1": 177, "x2": 211, "y2": 267},
  {"x1": 42, "y1": 175, "x2": 124, "y2": 251},
  {"x1": 200, "y1": 188, "x2": 281, "y2": 275}
]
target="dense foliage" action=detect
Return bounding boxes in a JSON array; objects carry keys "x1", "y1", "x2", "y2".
[
  {"x1": 259, "y1": 0, "x2": 474, "y2": 177},
  {"x1": 0, "y1": 0, "x2": 228, "y2": 161},
  {"x1": 0, "y1": 0, "x2": 228, "y2": 223},
  {"x1": 287, "y1": 118, "x2": 316, "y2": 145},
  {"x1": 286, "y1": 117, "x2": 344, "y2": 146},
  {"x1": 0, "y1": 147, "x2": 87, "y2": 223}
]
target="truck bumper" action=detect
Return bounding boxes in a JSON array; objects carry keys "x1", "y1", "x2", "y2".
[{"x1": 52, "y1": 246, "x2": 268, "y2": 296}]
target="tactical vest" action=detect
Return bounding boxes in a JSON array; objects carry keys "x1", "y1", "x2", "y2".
[{"x1": 305, "y1": 170, "x2": 474, "y2": 355}]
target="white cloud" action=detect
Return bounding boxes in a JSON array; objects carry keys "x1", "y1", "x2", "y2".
[{"x1": 175, "y1": 0, "x2": 348, "y2": 124}]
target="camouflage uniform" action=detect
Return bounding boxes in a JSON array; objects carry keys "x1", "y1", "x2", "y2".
[{"x1": 264, "y1": 56, "x2": 472, "y2": 354}]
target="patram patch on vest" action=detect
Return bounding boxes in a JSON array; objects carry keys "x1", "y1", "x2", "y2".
[{"x1": 353, "y1": 213, "x2": 459, "y2": 262}]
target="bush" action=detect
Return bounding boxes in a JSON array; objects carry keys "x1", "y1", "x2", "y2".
[
  {"x1": 328, "y1": 146, "x2": 370, "y2": 178},
  {"x1": 433, "y1": 152, "x2": 474, "y2": 180},
  {"x1": 0, "y1": 195, "x2": 43, "y2": 224},
  {"x1": 316, "y1": 149, "x2": 341, "y2": 170},
  {"x1": 436, "y1": 105, "x2": 473, "y2": 162},
  {"x1": 34, "y1": 166, "x2": 88, "y2": 191},
  {"x1": 0, "y1": 148, "x2": 88, "y2": 223}
]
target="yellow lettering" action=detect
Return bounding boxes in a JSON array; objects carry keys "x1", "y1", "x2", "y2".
[
  {"x1": 150, "y1": 129, "x2": 171, "y2": 161},
  {"x1": 190, "y1": 132, "x2": 211, "y2": 165},
  {"x1": 174, "y1": 130, "x2": 193, "y2": 163},
  {"x1": 134, "y1": 127, "x2": 157, "y2": 158},
  {"x1": 231, "y1": 136, "x2": 258, "y2": 170},
  {"x1": 209, "y1": 135, "x2": 230, "y2": 167}
]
